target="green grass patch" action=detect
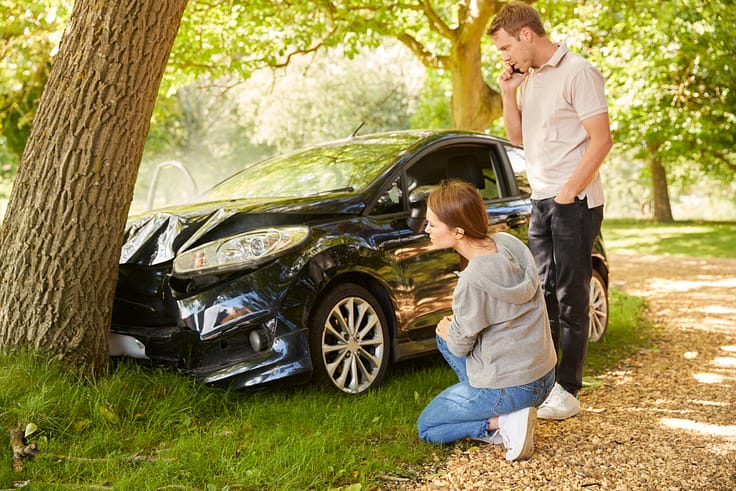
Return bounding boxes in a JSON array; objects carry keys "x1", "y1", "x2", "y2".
[
  {"x1": 0, "y1": 352, "x2": 458, "y2": 490},
  {"x1": 602, "y1": 219, "x2": 736, "y2": 258}
]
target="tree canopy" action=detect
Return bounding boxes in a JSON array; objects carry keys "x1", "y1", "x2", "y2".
[
  {"x1": 0, "y1": 1, "x2": 71, "y2": 164},
  {"x1": 540, "y1": 0, "x2": 735, "y2": 219}
]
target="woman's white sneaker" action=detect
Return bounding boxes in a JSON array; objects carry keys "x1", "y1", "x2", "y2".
[{"x1": 498, "y1": 407, "x2": 536, "y2": 461}]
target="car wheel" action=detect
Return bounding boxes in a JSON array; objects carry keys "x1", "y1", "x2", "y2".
[
  {"x1": 309, "y1": 283, "x2": 390, "y2": 394},
  {"x1": 588, "y1": 269, "x2": 609, "y2": 342}
]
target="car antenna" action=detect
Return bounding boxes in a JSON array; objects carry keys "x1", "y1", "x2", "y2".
[{"x1": 350, "y1": 87, "x2": 397, "y2": 138}]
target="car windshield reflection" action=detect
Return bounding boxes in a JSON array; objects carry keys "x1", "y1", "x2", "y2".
[{"x1": 200, "y1": 135, "x2": 419, "y2": 201}]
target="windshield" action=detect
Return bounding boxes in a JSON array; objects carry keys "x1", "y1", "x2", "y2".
[{"x1": 201, "y1": 134, "x2": 422, "y2": 201}]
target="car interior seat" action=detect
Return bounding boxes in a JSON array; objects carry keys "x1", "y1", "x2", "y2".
[{"x1": 446, "y1": 156, "x2": 485, "y2": 190}]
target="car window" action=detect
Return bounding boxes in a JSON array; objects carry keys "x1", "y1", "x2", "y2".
[
  {"x1": 407, "y1": 146, "x2": 502, "y2": 200},
  {"x1": 480, "y1": 167, "x2": 500, "y2": 201}
]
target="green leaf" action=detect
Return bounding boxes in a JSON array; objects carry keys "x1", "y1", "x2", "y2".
[{"x1": 24, "y1": 422, "x2": 38, "y2": 437}]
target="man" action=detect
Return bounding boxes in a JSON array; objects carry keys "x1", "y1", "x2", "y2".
[{"x1": 488, "y1": 2, "x2": 613, "y2": 420}]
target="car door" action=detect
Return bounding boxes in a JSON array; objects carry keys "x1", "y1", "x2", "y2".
[
  {"x1": 394, "y1": 141, "x2": 531, "y2": 345},
  {"x1": 367, "y1": 169, "x2": 460, "y2": 351}
]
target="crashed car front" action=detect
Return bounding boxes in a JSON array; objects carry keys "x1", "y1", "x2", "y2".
[
  {"x1": 111, "y1": 207, "x2": 321, "y2": 388},
  {"x1": 169, "y1": 223, "x2": 317, "y2": 388}
]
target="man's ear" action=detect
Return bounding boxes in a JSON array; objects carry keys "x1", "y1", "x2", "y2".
[{"x1": 520, "y1": 26, "x2": 533, "y2": 43}]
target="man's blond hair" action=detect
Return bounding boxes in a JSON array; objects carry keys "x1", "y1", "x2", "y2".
[{"x1": 487, "y1": 1, "x2": 546, "y2": 38}]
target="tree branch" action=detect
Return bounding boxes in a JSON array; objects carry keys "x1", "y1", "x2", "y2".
[
  {"x1": 9, "y1": 428, "x2": 39, "y2": 472},
  {"x1": 713, "y1": 150, "x2": 736, "y2": 172},
  {"x1": 397, "y1": 33, "x2": 448, "y2": 70},
  {"x1": 420, "y1": 0, "x2": 454, "y2": 38}
]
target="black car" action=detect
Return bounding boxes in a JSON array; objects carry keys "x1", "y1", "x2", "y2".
[{"x1": 111, "y1": 130, "x2": 609, "y2": 394}]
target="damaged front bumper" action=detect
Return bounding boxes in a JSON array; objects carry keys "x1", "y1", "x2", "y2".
[{"x1": 111, "y1": 260, "x2": 315, "y2": 390}]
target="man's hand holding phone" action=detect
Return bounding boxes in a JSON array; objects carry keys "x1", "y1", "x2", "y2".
[{"x1": 498, "y1": 63, "x2": 526, "y2": 93}]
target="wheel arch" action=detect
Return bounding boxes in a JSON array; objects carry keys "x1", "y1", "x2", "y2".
[
  {"x1": 592, "y1": 254, "x2": 609, "y2": 289},
  {"x1": 306, "y1": 271, "x2": 399, "y2": 362}
]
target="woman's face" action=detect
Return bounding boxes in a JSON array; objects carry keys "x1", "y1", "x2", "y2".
[{"x1": 425, "y1": 207, "x2": 458, "y2": 250}]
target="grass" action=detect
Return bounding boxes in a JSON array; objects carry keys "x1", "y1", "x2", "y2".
[
  {"x1": 2, "y1": 354, "x2": 462, "y2": 490},
  {"x1": 584, "y1": 289, "x2": 651, "y2": 384},
  {"x1": 602, "y1": 219, "x2": 736, "y2": 258},
  {"x1": 9, "y1": 218, "x2": 732, "y2": 490}
]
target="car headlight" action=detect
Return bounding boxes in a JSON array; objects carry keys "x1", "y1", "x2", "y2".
[{"x1": 172, "y1": 225, "x2": 310, "y2": 277}]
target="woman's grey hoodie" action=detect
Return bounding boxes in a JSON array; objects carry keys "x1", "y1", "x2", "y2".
[{"x1": 446, "y1": 232, "x2": 557, "y2": 389}]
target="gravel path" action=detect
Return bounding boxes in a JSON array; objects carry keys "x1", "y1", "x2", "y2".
[{"x1": 391, "y1": 252, "x2": 736, "y2": 490}]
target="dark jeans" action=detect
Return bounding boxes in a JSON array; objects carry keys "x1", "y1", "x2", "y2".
[{"x1": 528, "y1": 197, "x2": 603, "y2": 396}]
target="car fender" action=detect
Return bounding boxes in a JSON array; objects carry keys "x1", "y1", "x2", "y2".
[{"x1": 293, "y1": 243, "x2": 402, "y2": 353}]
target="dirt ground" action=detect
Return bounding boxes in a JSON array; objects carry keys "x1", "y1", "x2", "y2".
[{"x1": 389, "y1": 252, "x2": 736, "y2": 490}]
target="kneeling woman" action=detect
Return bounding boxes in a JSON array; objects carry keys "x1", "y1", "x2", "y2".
[{"x1": 417, "y1": 179, "x2": 556, "y2": 461}]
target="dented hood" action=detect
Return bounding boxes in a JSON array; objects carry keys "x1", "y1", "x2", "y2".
[{"x1": 120, "y1": 194, "x2": 365, "y2": 266}]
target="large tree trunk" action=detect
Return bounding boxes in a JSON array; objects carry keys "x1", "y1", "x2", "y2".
[
  {"x1": 448, "y1": 0, "x2": 503, "y2": 130},
  {"x1": 448, "y1": 40, "x2": 502, "y2": 130},
  {"x1": 0, "y1": 0, "x2": 188, "y2": 372},
  {"x1": 647, "y1": 143, "x2": 674, "y2": 222}
]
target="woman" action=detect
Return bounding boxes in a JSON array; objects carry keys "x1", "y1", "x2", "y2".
[{"x1": 416, "y1": 179, "x2": 556, "y2": 461}]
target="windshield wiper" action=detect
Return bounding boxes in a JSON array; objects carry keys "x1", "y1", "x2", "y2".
[{"x1": 307, "y1": 186, "x2": 355, "y2": 197}]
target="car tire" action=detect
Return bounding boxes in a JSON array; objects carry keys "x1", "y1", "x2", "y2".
[
  {"x1": 588, "y1": 269, "x2": 609, "y2": 342},
  {"x1": 309, "y1": 283, "x2": 390, "y2": 394}
]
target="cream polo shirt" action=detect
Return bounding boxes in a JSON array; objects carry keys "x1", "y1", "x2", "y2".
[{"x1": 518, "y1": 43, "x2": 608, "y2": 208}]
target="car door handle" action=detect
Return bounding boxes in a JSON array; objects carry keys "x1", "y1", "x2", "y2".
[{"x1": 506, "y1": 214, "x2": 529, "y2": 228}]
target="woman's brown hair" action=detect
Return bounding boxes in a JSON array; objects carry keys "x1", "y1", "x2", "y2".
[{"x1": 427, "y1": 179, "x2": 489, "y2": 242}]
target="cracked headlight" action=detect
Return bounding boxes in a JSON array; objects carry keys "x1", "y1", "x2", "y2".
[{"x1": 172, "y1": 225, "x2": 310, "y2": 277}]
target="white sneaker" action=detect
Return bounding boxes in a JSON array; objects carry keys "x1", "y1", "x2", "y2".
[
  {"x1": 537, "y1": 383, "x2": 580, "y2": 420},
  {"x1": 472, "y1": 429, "x2": 504, "y2": 445},
  {"x1": 498, "y1": 407, "x2": 536, "y2": 461}
]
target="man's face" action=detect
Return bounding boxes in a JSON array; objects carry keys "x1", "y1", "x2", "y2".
[{"x1": 492, "y1": 27, "x2": 531, "y2": 73}]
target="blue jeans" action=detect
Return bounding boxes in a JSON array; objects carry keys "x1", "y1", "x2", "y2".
[
  {"x1": 528, "y1": 197, "x2": 603, "y2": 396},
  {"x1": 417, "y1": 336, "x2": 555, "y2": 444}
]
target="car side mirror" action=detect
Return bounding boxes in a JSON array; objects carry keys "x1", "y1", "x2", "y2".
[{"x1": 408, "y1": 185, "x2": 435, "y2": 234}]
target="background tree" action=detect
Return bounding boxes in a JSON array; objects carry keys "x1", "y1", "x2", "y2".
[
  {"x1": 0, "y1": 1, "x2": 71, "y2": 166},
  {"x1": 169, "y1": 0, "x2": 513, "y2": 131},
  {"x1": 543, "y1": 0, "x2": 736, "y2": 222},
  {"x1": 0, "y1": 0, "x2": 187, "y2": 370}
]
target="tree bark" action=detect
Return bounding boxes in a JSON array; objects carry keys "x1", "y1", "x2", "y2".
[
  {"x1": 448, "y1": 34, "x2": 502, "y2": 130},
  {"x1": 0, "y1": 0, "x2": 188, "y2": 371},
  {"x1": 647, "y1": 142, "x2": 674, "y2": 222},
  {"x1": 448, "y1": 0, "x2": 503, "y2": 130},
  {"x1": 399, "y1": 0, "x2": 504, "y2": 131}
]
